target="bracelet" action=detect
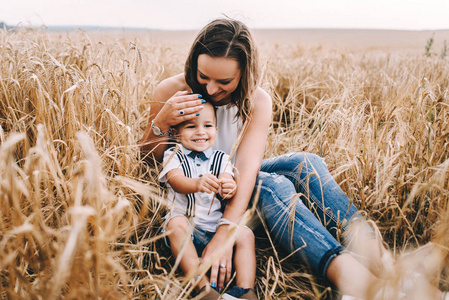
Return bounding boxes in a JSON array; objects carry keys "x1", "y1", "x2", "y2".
[{"x1": 217, "y1": 218, "x2": 238, "y2": 230}]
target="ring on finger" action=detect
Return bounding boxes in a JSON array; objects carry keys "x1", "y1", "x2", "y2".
[
  {"x1": 179, "y1": 110, "x2": 185, "y2": 115},
  {"x1": 219, "y1": 264, "x2": 226, "y2": 269}
]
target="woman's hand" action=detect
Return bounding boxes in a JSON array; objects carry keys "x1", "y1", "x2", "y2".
[
  {"x1": 199, "y1": 228, "x2": 233, "y2": 290},
  {"x1": 219, "y1": 174, "x2": 237, "y2": 199},
  {"x1": 153, "y1": 91, "x2": 204, "y2": 131},
  {"x1": 140, "y1": 75, "x2": 206, "y2": 162}
]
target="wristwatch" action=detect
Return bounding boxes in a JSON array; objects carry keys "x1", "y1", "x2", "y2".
[{"x1": 151, "y1": 119, "x2": 172, "y2": 136}]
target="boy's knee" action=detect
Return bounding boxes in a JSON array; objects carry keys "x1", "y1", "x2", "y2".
[{"x1": 166, "y1": 216, "x2": 191, "y2": 236}]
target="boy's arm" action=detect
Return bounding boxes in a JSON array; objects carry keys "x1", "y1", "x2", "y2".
[
  {"x1": 166, "y1": 169, "x2": 200, "y2": 194},
  {"x1": 167, "y1": 169, "x2": 220, "y2": 195}
]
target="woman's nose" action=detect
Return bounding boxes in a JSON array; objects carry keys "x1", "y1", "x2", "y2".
[{"x1": 206, "y1": 82, "x2": 219, "y2": 95}]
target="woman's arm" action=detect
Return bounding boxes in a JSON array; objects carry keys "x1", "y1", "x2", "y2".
[
  {"x1": 223, "y1": 89, "x2": 272, "y2": 221},
  {"x1": 140, "y1": 74, "x2": 205, "y2": 163},
  {"x1": 201, "y1": 87, "x2": 273, "y2": 288}
]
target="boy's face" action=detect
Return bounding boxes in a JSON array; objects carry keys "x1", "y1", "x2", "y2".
[{"x1": 174, "y1": 102, "x2": 217, "y2": 152}]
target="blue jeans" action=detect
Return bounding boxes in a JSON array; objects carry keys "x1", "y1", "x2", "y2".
[
  {"x1": 192, "y1": 226, "x2": 216, "y2": 256},
  {"x1": 255, "y1": 152, "x2": 373, "y2": 278}
]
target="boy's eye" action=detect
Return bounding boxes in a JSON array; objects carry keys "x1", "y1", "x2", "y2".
[
  {"x1": 205, "y1": 124, "x2": 213, "y2": 128},
  {"x1": 186, "y1": 125, "x2": 195, "y2": 129}
]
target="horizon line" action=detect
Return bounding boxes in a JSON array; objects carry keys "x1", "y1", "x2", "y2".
[{"x1": 3, "y1": 23, "x2": 449, "y2": 32}]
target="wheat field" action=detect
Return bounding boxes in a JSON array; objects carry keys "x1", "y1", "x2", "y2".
[{"x1": 0, "y1": 27, "x2": 448, "y2": 299}]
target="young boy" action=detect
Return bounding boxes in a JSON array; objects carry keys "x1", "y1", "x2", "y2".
[{"x1": 159, "y1": 101, "x2": 257, "y2": 300}]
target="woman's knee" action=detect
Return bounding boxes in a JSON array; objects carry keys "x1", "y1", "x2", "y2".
[
  {"x1": 289, "y1": 152, "x2": 327, "y2": 172},
  {"x1": 257, "y1": 172, "x2": 295, "y2": 190},
  {"x1": 263, "y1": 152, "x2": 328, "y2": 180},
  {"x1": 255, "y1": 172, "x2": 296, "y2": 206}
]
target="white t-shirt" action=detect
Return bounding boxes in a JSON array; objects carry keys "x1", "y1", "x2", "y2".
[
  {"x1": 159, "y1": 145, "x2": 234, "y2": 232},
  {"x1": 212, "y1": 104, "x2": 243, "y2": 163}
]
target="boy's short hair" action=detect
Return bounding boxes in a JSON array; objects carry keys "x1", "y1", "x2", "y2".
[{"x1": 173, "y1": 100, "x2": 216, "y2": 131}]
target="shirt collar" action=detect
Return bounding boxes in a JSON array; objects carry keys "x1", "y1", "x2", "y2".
[{"x1": 181, "y1": 145, "x2": 213, "y2": 160}]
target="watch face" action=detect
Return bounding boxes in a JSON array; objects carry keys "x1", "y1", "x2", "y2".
[
  {"x1": 152, "y1": 120, "x2": 162, "y2": 136},
  {"x1": 153, "y1": 126, "x2": 162, "y2": 135},
  {"x1": 152, "y1": 119, "x2": 170, "y2": 136}
]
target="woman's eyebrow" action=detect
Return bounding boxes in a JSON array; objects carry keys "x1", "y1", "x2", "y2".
[
  {"x1": 198, "y1": 70, "x2": 233, "y2": 81},
  {"x1": 198, "y1": 70, "x2": 207, "y2": 77}
]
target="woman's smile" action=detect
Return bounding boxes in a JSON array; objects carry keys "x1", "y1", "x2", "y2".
[{"x1": 197, "y1": 54, "x2": 241, "y2": 105}]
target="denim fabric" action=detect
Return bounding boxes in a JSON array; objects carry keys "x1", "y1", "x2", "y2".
[
  {"x1": 255, "y1": 152, "x2": 373, "y2": 278},
  {"x1": 162, "y1": 215, "x2": 216, "y2": 257},
  {"x1": 192, "y1": 226, "x2": 216, "y2": 256},
  {"x1": 225, "y1": 286, "x2": 251, "y2": 298}
]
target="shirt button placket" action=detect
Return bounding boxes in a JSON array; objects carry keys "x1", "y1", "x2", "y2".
[{"x1": 196, "y1": 157, "x2": 206, "y2": 178}]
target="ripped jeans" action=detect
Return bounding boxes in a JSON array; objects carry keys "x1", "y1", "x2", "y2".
[{"x1": 255, "y1": 152, "x2": 374, "y2": 278}]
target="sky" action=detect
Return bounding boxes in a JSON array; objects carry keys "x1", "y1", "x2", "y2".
[{"x1": 1, "y1": 0, "x2": 449, "y2": 31}]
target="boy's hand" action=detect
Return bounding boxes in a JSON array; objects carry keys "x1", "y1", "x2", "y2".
[
  {"x1": 195, "y1": 174, "x2": 220, "y2": 194},
  {"x1": 218, "y1": 173, "x2": 237, "y2": 199}
]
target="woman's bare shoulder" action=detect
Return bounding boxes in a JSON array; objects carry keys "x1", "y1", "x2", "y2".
[
  {"x1": 252, "y1": 87, "x2": 272, "y2": 111},
  {"x1": 155, "y1": 73, "x2": 190, "y2": 100}
]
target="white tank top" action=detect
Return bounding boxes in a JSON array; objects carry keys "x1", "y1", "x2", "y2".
[{"x1": 213, "y1": 105, "x2": 243, "y2": 163}]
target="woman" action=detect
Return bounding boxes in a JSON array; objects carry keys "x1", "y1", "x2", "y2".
[{"x1": 140, "y1": 18, "x2": 444, "y2": 299}]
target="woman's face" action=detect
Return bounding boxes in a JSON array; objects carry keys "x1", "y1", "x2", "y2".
[{"x1": 197, "y1": 54, "x2": 241, "y2": 106}]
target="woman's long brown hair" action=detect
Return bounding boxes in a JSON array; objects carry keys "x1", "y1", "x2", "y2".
[{"x1": 184, "y1": 18, "x2": 260, "y2": 122}]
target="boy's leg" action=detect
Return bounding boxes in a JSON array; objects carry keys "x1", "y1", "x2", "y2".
[
  {"x1": 233, "y1": 227, "x2": 256, "y2": 289},
  {"x1": 166, "y1": 216, "x2": 209, "y2": 290}
]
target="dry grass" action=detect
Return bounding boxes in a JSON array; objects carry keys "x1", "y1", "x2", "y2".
[{"x1": 0, "y1": 27, "x2": 448, "y2": 299}]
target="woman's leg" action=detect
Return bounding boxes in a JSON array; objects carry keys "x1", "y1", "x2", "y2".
[
  {"x1": 255, "y1": 171, "x2": 380, "y2": 298},
  {"x1": 255, "y1": 171, "x2": 344, "y2": 277},
  {"x1": 260, "y1": 152, "x2": 386, "y2": 274},
  {"x1": 257, "y1": 153, "x2": 446, "y2": 298},
  {"x1": 260, "y1": 153, "x2": 362, "y2": 233},
  {"x1": 326, "y1": 252, "x2": 382, "y2": 298}
]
